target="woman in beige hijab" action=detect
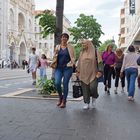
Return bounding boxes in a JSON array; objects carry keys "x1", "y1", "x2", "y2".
[{"x1": 76, "y1": 40, "x2": 102, "y2": 109}]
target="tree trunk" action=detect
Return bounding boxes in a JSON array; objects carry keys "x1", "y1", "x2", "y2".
[{"x1": 54, "y1": 0, "x2": 64, "y2": 47}]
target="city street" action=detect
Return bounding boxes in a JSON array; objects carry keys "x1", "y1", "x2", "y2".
[
  {"x1": 0, "y1": 68, "x2": 52, "y2": 96},
  {"x1": 0, "y1": 0, "x2": 140, "y2": 139},
  {"x1": 0, "y1": 68, "x2": 140, "y2": 140}
]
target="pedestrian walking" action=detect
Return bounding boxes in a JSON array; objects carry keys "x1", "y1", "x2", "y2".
[
  {"x1": 22, "y1": 60, "x2": 25, "y2": 69},
  {"x1": 120, "y1": 45, "x2": 139, "y2": 101},
  {"x1": 39, "y1": 54, "x2": 48, "y2": 84},
  {"x1": 76, "y1": 40, "x2": 103, "y2": 109},
  {"x1": 28, "y1": 47, "x2": 39, "y2": 85},
  {"x1": 25, "y1": 60, "x2": 28, "y2": 69},
  {"x1": 102, "y1": 44, "x2": 116, "y2": 95},
  {"x1": 114, "y1": 48, "x2": 125, "y2": 94},
  {"x1": 54, "y1": 33, "x2": 75, "y2": 108}
]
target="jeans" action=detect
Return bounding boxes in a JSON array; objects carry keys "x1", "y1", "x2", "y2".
[
  {"x1": 40, "y1": 67, "x2": 47, "y2": 83},
  {"x1": 54, "y1": 67, "x2": 73, "y2": 100},
  {"x1": 104, "y1": 64, "x2": 114, "y2": 88},
  {"x1": 125, "y1": 68, "x2": 138, "y2": 97},
  {"x1": 115, "y1": 67, "x2": 125, "y2": 88}
]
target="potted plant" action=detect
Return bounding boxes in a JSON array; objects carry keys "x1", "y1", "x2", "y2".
[{"x1": 37, "y1": 79, "x2": 57, "y2": 97}]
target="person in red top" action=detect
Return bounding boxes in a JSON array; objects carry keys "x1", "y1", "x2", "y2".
[{"x1": 102, "y1": 44, "x2": 116, "y2": 95}]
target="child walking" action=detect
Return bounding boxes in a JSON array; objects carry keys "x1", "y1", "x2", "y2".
[{"x1": 39, "y1": 54, "x2": 48, "y2": 84}]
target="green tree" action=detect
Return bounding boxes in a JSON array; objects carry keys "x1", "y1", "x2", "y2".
[
  {"x1": 74, "y1": 43, "x2": 82, "y2": 60},
  {"x1": 35, "y1": 0, "x2": 64, "y2": 47},
  {"x1": 69, "y1": 14, "x2": 104, "y2": 47},
  {"x1": 35, "y1": 10, "x2": 56, "y2": 38},
  {"x1": 98, "y1": 39, "x2": 117, "y2": 53}
]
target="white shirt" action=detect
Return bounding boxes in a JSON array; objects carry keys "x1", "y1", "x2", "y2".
[
  {"x1": 29, "y1": 53, "x2": 38, "y2": 67},
  {"x1": 121, "y1": 52, "x2": 139, "y2": 72}
]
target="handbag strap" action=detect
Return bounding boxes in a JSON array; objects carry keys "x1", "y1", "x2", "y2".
[
  {"x1": 95, "y1": 49, "x2": 99, "y2": 69},
  {"x1": 95, "y1": 49, "x2": 104, "y2": 73}
]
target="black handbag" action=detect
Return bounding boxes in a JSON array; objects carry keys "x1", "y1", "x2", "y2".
[{"x1": 72, "y1": 79, "x2": 83, "y2": 98}]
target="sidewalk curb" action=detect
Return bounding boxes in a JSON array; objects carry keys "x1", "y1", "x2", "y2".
[{"x1": 0, "y1": 88, "x2": 83, "y2": 101}]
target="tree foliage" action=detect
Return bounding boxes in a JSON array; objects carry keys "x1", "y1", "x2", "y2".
[
  {"x1": 69, "y1": 14, "x2": 104, "y2": 47},
  {"x1": 35, "y1": 10, "x2": 56, "y2": 38},
  {"x1": 74, "y1": 43, "x2": 82, "y2": 60},
  {"x1": 98, "y1": 39, "x2": 117, "y2": 53}
]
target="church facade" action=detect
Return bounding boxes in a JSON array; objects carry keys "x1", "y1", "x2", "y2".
[{"x1": 0, "y1": 0, "x2": 35, "y2": 65}]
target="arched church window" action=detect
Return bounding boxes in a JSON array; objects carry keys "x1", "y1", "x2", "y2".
[{"x1": 9, "y1": 9, "x2": 14, "y2": 29}]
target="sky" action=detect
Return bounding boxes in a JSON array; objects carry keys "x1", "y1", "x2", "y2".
[{"x1": 35, "y1": 0, "x2": 124, "y2": 44}]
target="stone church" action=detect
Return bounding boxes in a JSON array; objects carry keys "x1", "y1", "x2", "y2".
[{"x1": 0, "y1": 0, "x2": 35, "y2": 66}]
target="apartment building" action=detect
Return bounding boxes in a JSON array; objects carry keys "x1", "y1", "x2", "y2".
[{"x1": 119, "y1": 0, "x2": 140, "y2": 50}]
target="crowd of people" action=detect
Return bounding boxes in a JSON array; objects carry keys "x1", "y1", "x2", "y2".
[
  {"x1": 0, "y1": 59, "x2": 19, "y2": 69},
  {"x1": 27, "y1": 33, "x2": 140, "y2": 110}
]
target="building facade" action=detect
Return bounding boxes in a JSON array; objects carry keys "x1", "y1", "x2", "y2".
[
  {"x1": 34, "y1": 10, "x2": 72, "y2": 59},
  {"x1": 8, "y1": 0, "x2": 35, "y2": 65},
  {"x1": 119, "y1": 0, "x2": 140, "y2": 50},
  {"x1": 0, "y1": 0, "x2": 35, "y2": 66},
  {"x1": 0, "y1": 0, "x2": 8, "y2": 60}
]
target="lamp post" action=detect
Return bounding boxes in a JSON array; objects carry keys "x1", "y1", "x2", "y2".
[
  {"x1": 112, "y1": 36, "x2": 115, "y2": 45},
  {"x1": 111, "y1": 36, "x2": 116, "y2": 50},
  {"x1": 55, "y1": 0, "x2": 64, "y2": 46}
]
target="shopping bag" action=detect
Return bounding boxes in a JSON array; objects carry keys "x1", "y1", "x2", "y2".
[{"x1": 72, "y1": 79, "x2": 83, "y2": 98}]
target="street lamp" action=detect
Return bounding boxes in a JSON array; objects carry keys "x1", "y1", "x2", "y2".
[{"x1": 112, "y1": 36, "x2": 115, "y2": 44}]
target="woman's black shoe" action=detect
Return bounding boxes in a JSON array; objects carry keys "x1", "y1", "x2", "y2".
[
  {"x1": 107, "y1": 90, "x2": 110, "y2": 95},
  {"x1": 104, "y1": 86, "x2": 107, "y2": 91}
]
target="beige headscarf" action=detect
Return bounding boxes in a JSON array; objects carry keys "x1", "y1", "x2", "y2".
[{"x1": 77, "y1": 40, "x2": 102, "y2": 85}]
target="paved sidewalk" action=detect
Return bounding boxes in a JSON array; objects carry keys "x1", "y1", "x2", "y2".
[{"x1": 0, "y1": 84, "x2": 140, "y2": 140}]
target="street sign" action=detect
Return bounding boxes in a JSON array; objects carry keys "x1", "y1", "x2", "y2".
[{"x1": 129, "y1": 0, "x2": 135, "y2": 15}]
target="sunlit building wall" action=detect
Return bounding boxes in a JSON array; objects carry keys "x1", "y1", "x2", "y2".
[
  {"x1": 119, "y1": 0, "x2": 140, "y2": 50},
  {"x1": 0, "y1": 0, "x2": 8, "y2": 59}
]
